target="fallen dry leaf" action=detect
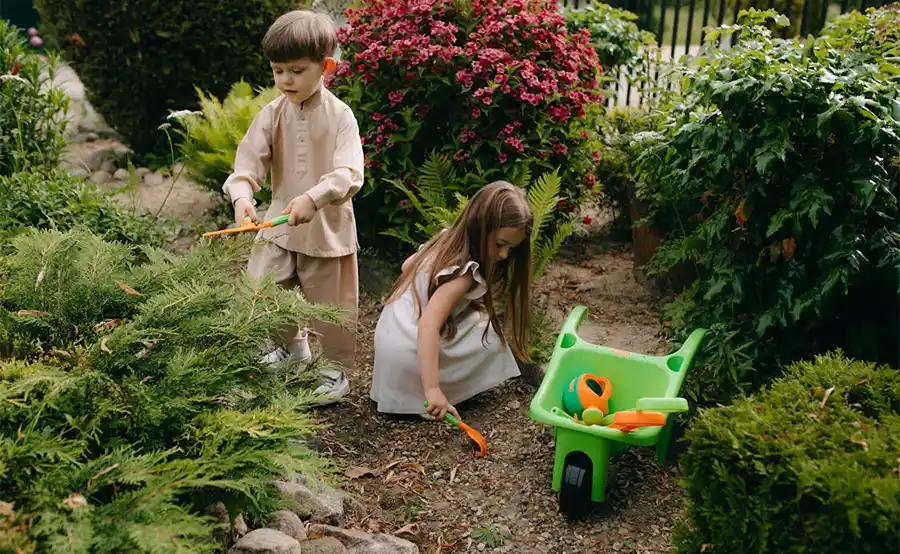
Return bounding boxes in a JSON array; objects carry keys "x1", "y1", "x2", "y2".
[
  {"x1": 820, "y1": 386, "x2": 835, "y2": 410},
  {"x1": 401, "y1": 462, "x2": 426, "y2": 475},
  {"x1": 16, "y1": 310, "x2": 46, "y2": 318},
  {"x1": 782, "y1": 237, "x2": 796, "y2": 261},
  {"x1": 701, "y1": 544, "x2": 712, "y2": 553},
  {"x1": 100, "y1": 337, "x2": 112, "y2": 354},
  {"x1": 116, "y1": 281, "x2": 142, "y2": 296},
  {"x1": 449, "y1": 464, "x2": 459, "y2": 484},
  {"x1": 346, "y1": 466, "x2": 378, "y2": 479},
  {"x1": 395, "y1": 523, "x2": 418, "y2": 535},
  {"x1": 0, "y1": 501, "x2": 14, "y2": 518},
  {"x1": 94, "y1": 319, "x2": 123, "y2": 334},
  {"x1": 49, "y1": 349, "x2": 72, "y2": 357},
  {"x1": 62, "y1": 493, "x2": 87, "y2": 510},
  {"x1": 87, "y1": 463, "x2": 120, "y2": 490},
  {"x1": 850, "y1": 435, "x2": 869, "y2": 451}
]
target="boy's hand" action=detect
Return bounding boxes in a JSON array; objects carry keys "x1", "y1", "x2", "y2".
[
  {"x1": 425, "y1": 388, "x2": 460, "y2": 421},
  {"x1": 233, "y1": 198, "x2": 257, "y2": 225},
  {"x1": 284, "y1": 194, "x2": 317, "y2": 226}
]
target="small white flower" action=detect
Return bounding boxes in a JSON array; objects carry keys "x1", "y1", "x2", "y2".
[
  {"x1": 167, "y1": 109, "x2": 202, "y2": 121},
  {"x1": 0, "y1": 74, "x2": 30, "y2": 86}
]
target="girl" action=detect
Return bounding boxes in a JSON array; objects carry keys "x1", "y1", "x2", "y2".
[{"x1": 370, "y1": 181, "x2": 533, "y2": 420}]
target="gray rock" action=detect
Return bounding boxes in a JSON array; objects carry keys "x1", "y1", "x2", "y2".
[
  {"x1": 308, "y1": 525, "x2": 418, "y2": 554},
  {"x1": 207, "y1": 502, "x2": 249, "y2": 542},
  {"x1": 267, "y1": 510, "x2": 306, "y2": 541},
  {"x1": 113, "y1": 168, "x2": 129, "y2": 181},
  {"x1": 301, "y1": 537, "x2": 347, "y2": 554},
  {"x1": 100, "y1": 159, "x2": 115, "y2": 173},
  {"x1": 90, "y1": 170, "x2": 111, "y2": 184},
  {"x1": 144, "y1": 171, "x2": 165, "y2": 187},
  {"x1": 228, "y1": 529, "x2": 302, "y2": 554},
  {"x1": 85, "y1": 144, "x2": 130, "y2": 172},
  {"x1": 275, "y1": 474, "x2": 344, "y2": 525},
  {"x1": 69, "y1": 167, "x2": 90, "y2": 179},
  {"x1": 136, "y1": 167, "x2": 151, "y2": 177}
]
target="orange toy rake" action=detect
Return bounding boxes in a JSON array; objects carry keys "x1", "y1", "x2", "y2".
[{"x1": 202, "y1": 214, "x2": 289, "y2": 238}]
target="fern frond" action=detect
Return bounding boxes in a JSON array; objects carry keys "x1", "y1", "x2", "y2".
[
  {"x1": 417, "y1": 152, "x2": 456, "y2": 210},
  {"x1": 527, "y1": 169, "x2": 562, "y2": 248},
  {"x1": 533, "y1": 219, "x2": 574, "y2": 279}
]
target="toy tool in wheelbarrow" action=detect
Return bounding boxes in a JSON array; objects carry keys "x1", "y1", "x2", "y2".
[
  {"x1": 202, "y1": 214, "x2": 289, "y2": 238},
  {"x1": 528, "y1": 305, "x2": 707, "y2": 520}
]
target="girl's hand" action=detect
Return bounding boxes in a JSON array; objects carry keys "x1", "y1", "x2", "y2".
[
  {"x1": 233, "y1": 198, "x2": 257, "y2": 225},
  {"x1": 425, "y1": 388, "x2": 459, "y2": 420}
]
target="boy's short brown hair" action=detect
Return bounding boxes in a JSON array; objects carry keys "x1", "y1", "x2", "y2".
[{"x1": 262, "y1": 10, "x2": 337, "y2": 62}]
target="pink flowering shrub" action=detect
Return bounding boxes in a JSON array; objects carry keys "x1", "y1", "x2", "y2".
[{"x1": 329, "y1": 0, "x2": 605, "y2": 250}]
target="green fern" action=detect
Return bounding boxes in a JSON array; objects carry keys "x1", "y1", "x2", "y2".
[
  {"x1": 386, "y1": 162, "x2": 573, "y2": 280},
  {"x1": 173, "y1": 82, "x2": 281, "y2": 202}
]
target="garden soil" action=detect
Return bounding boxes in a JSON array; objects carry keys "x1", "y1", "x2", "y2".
[
  {"x1": 57, "y1": 65, "x2": 687, "y2": 553},
  {"x1": 72, "y1": 135, "x2": 684, "y2": 553},
  {"x1": 317, "y1": 237, "x2": 685, "y2": 554}
]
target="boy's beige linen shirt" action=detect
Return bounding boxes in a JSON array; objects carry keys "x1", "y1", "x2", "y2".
[{"x1": 223, "y1": 88, "x2": 364, "y2": 257}]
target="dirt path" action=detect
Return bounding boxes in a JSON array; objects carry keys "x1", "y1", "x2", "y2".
[{"x1": 317, "y1": 237, "x2": 685, "y2": 554}]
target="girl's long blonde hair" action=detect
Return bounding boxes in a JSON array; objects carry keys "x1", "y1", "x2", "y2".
[{"x1": 386, "y1": 181, "x2": 534, "y2": 361}]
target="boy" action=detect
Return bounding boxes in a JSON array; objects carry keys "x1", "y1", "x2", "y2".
[{"x1": 223, "y1": 10, "x2": 363, "y2": 403}]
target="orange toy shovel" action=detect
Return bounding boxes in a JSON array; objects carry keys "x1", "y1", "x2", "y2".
[
  {"x1": 202, "y1": 214, "x2": 289, "y2": 238},
  {"x1": 424, "y1": 401, "x2": 487, "y2": 457}
]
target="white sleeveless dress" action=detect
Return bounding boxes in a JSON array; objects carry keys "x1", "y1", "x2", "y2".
[{"x1": 370, "y1": 260, "x2": 521, "y2": 414}]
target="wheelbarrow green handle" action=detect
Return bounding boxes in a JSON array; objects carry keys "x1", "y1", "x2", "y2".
[
  {"x1": 635, "y1": 397, "x2": 689, "y2": 413},
  {"x1": 672, "y1": 328, "x2": 708, "y2": 368},
  {"x1": 557, "y1": 305, "x2": 589, "y2": 347}
]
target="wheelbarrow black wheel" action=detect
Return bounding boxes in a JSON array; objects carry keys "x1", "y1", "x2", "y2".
[{"x1": 559, "y1": 453, "x2": 593, "y2": 520}]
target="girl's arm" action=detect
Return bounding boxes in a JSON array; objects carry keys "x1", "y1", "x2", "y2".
[{"x1": 418, "y1": 273, "x2": 474, "y2": 419}]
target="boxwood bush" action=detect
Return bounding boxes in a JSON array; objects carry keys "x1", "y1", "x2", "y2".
[
  {"x1": 35, "y1": 0, "x2": 304, "y2": 156},
  {"x1": 677, "y1": 351, "x2": 900, "y2": 554}
]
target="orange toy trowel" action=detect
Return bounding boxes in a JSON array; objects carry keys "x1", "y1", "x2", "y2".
[
  {"x1": 424, "y1": 401, "x2": 487, "y2": 457},
  {"x1": 202, "y1": 214, "x2": 289, "y2": 238}
]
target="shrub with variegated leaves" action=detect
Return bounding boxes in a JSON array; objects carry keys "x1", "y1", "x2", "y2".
[{"x1": 329, "y1": 0, "x2": 605, "y2": 252}]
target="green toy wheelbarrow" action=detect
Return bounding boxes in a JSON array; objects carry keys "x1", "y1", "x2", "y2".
[{"x1": 528, "y1": 306, "x2": 707, "y2": 519}]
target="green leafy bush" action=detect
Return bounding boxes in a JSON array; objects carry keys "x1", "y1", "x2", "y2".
[
  {"x1": 172, "y1": 81, "x2": 282, "y2": 203},
  {"x1": 563, "y1": 1, "x2": 657, "y2": 79},
  {"x1": 677, "y1": 351, "x2": 900, "y2": 554},
  {"x1": 385, "y1": 153, "x2": 574, "y2": 280},
  {"x1": 634, "y1": 9, "x2": 900, "y2": 406},
  {"x1": 329, "y1": 0, "x2": 604, "y2": 253},
  {"x1": 35, "y1": 0, "x2": 303, "y2": 156},
  {"x1": 0, "y1": 229, "x2": 342, "y2": 550},
  {"x1": 0, "y1": 19, "x2": 68, "y2": 176},
  {"x1": 0, "y1": 169, "x2": 166, "y2": 248},
  {"x1": 593, "y1": 107, "x2": 661, "y2": 231}
]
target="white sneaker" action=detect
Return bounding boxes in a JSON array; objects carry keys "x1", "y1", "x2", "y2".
[
  {"x1": 260, "y1": 328, "x2": 312, "y2": 368},
  {"x1": 313, "y1": 368, "x2": 350, "y2": 405}
]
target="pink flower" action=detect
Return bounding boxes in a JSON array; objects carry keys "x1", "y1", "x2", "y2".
[
  {"x1": 498, "y1": 152, "x2": 508, "y2": 164},
  {"x1": 552, "y1": 143, "x2": 568, "y2": 156},
  {"x1": 504, "y1": 136, "x2": 524, "y2": 153},
  {"x1": 388, "y1": 90, "x2": 406, "y2": 107},
  {"x1": 29, "y1": 36, "x2": 43, "y2": 48},
  {"x1": 27, "y1": 27, "x2": 38, "y2": 37},
  {"x1": 471, "y1": 108, "x2": 481, "y2": 118},
  {"x1": 583, "y1": 215, "x2": 593, "y2": 227}
]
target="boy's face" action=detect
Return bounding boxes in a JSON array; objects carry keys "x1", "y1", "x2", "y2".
[{"x1": 270, "y1": 57, "x2": 333, "y2": 105}]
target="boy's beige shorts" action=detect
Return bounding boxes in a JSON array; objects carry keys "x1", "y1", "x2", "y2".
[{"x1": 248, "y1": 241, "x2": 358, "y2": 370}]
